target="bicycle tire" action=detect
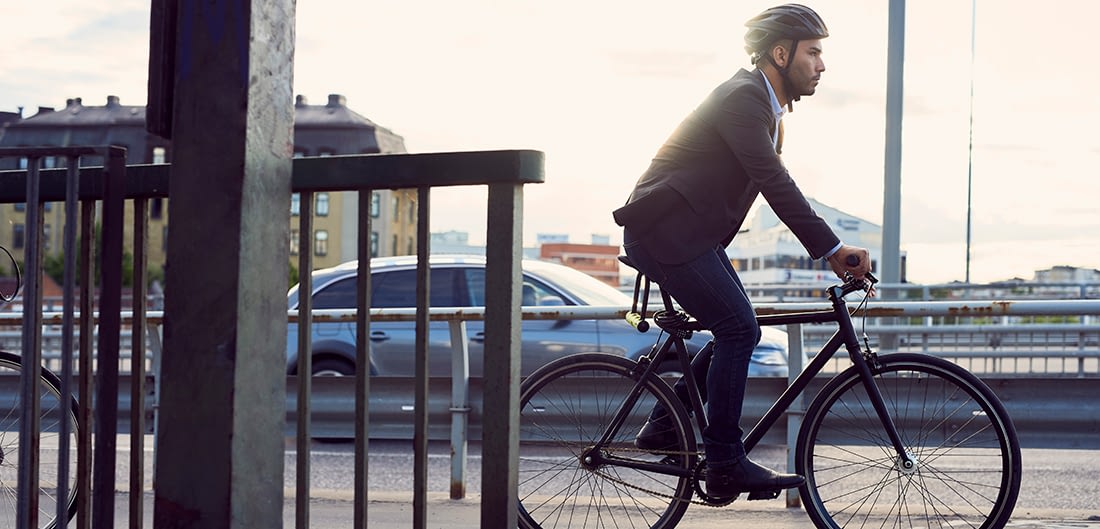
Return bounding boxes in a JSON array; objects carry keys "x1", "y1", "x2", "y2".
[
  {"x1": 517, "y1": 352, "x2": 697, "y2": 529},
  {"x1": 0, "y1": 350, "x2": 80, "y2": 529},
  {"x1": 796, "y1": 353, "x2": 1021, "y2": 529}
]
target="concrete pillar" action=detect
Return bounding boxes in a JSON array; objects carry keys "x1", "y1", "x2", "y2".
[{"x1": 153, "y1": 1, "x2": 294, "y2": 528}]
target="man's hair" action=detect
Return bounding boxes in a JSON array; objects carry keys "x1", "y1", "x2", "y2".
[{"x1": 751, "y1": 38, "x2": 794, "y2": 66}]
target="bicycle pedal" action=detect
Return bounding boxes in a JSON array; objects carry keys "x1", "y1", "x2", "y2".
[{"x1": 746, "y1": 489, "x2": 781, "y2": 501}]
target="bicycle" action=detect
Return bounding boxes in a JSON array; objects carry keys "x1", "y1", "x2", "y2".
[
  {"x1": 516, "y1": 259, "x2": 1021, "y2": 529},
  {"x1": 0, "y1": 350, "x2": 80, "y2": 529}
]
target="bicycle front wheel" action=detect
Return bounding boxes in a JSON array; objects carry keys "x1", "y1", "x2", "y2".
[
  {"x1": 0, "y1": 351, "x2": 80, "y2": 529},
  {"x1": 517, "y1": 353, "x2": 697, "y2": 529},
  {"x1": 797, "y1": 353, "x2": 1021, "y2": 529}
]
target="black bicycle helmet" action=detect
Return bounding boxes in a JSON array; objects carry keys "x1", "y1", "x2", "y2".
[
  {"x1": 744, "y1": 4, "x2": 828, "y2": 111},
  {"x1": 744, "y1": 4, "x2": 828, "y2": 63}
]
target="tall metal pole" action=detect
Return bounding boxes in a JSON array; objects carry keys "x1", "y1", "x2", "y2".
[
  {"x1": 965, "y1": 0, "x2": 978, "y2": 283},
  {"x1": 882, "y1": 0, "x2": 905, "y2": 288}
]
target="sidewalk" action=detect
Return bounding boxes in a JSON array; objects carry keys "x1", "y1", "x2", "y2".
[
  {"x1": 99, "y1": 489, "x2": 1100, "y2": 528},
  {"x1": 297, "y1": 490, "x2": 1100, "y2": 529}
]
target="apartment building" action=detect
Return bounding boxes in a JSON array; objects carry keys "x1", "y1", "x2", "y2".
[{"x1": 0, "y1": 93, "x2": 416, "y2": 276}]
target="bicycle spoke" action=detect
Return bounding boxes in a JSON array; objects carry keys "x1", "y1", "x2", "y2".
[
  {"x1": 518, "y1": 354, "x2": 694, "y2": 529},
  {"x1": 799, "y1": 355, "x2": 1020, "y2": 529}
]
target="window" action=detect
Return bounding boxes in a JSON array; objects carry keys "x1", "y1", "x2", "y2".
[
  {"x1": 316, "y1": 193, "x2": 329, "y2": 217},
  {"x1": 151, "y1": 198, "x2": 164, "y2": 220},
  {"x1": 43, "y1": 224, "x2": 51, "y2": 251},
  {"x1": 14, "y1": 203, "x2": 24, "y2": 212},
  {"x1": 370, "y1": 192, "x2": 381, "y2": 218},
  {"x1": 310, "y1": 268, "x2": 466, "y2": 310},
  {"x1": 314, "y1": 230, "x2": 328, "y2": 256},
  {"x1": 370, "y1": 231, "x2": 379, "y2": 257},
  {"x1": 290, "y1": 229, "x2": 299, "y2": 256},
  {"x1": 406, "y1": 237, "x2": 414, "y2": 255},
  {"x1": 153, "y1": 147, "x2": 167, "y2": 164},
  {"x1": 290, "y1": 193, "x2": 300, "y2": 216},
  {"x1": 408, "y1": 198, "x2": 416, "y2": 223},
  {"x1": 311, "y1": 277, "x2": 357, "y2": 310},
  {"x1": 392, "y1": 196, "x2": 400, "y2": 222},
  {"x1": 12, "y1": 224, "x2": 25, "y2": 249},
  {"x1": 464, "y1": 269, "x2": 559, "y2": 307},
  {"x1": 371, "y1": 269, "x2": 465, "y2": 308},
  {"x1": 391, "y1": 235, "x2": 398, "y2": 256}
]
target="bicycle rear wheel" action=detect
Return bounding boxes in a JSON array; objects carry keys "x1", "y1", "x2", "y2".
[
  {"x1": 797, "y1": 353, "x2": 1020, "y2": 529},
  {"x1": 0, "y1": 351, "x2": 80, "y2": 529},
  {"x1": 517, "y1": 353, "x2": 697, "y2": 529}
]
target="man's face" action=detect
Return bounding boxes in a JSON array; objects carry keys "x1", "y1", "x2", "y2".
[{"x1": 786, "y1": 38, "x2": 826, "y2": 97}]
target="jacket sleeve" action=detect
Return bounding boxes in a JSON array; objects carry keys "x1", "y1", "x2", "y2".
[{"x1": 710, "y1": 84, "x2": 840, "y2": 259}]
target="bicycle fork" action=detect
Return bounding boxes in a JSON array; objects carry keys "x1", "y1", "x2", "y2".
[{"x1": 837, "y1": 313, "x2": 918, "y2": 473}]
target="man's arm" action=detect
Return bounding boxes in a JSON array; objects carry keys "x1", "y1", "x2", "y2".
[{"x1": 713, "y1": 86, "x2": 839, "y2": 259}]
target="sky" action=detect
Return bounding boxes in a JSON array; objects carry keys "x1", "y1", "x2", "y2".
[{"x1": 3, "y1": 0, "x2": 1098, "y2": 284}]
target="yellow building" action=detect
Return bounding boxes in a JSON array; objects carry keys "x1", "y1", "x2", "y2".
[{"x1": 0, "y1": 94, "x2": 417, "y2": 279}]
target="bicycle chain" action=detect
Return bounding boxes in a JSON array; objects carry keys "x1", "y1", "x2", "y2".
[{"x1": 585, "y1": 446, "x2": 736, "y2": 508}]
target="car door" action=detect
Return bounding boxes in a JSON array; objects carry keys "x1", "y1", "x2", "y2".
[
  {"x1": 462, "y1": 269, "x2": 602, "y2": 377},
  {"x1": 367, "y1": 267, "x2": 466, "y2": 377}
]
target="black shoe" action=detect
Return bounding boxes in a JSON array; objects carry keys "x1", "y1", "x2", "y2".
[
  {"x1": 634, "y1": 417, "x2": 679, "y2": 452},
  {"x1": 705, "y1": 457, "x2": 804, "y2": 500}
]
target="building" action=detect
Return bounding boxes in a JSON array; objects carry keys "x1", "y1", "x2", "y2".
[
  {"x1": 0, "y1": 94, "x2": 416, "y2": 276},
  {"x1": 539, "y1": 237, "x2": 620, "y2": 287},
  {"x1": 1033, "y1": 265, "x2": 1100, "y2": 284},
  {"x1": 727, "y1": 198, "x2": 900, "y2": 286}
]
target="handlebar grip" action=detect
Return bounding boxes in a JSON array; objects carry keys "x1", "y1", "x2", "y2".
[
  {"x1": 841, "y1": 253, "x2": 879, "y2": 288},
  {"x1": 625, "y1": 312, "x2": 649, "y2": 333}
]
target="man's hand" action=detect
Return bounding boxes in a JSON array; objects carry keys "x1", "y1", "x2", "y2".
[{"x1": 827, "y1": 245, "x2": 871, "y2": 280}]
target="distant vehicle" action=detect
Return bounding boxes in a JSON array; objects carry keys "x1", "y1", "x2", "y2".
[{"x1": 286, "y1": 255, "x2": 794, "y2": 378}]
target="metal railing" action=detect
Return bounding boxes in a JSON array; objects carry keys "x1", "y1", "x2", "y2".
[
  {"x1": 2, "y1": 147, "x2": 545, "y2": 529},
  {"x1": 737, "y1": 281, "x2": 1100, "y2": 301}
]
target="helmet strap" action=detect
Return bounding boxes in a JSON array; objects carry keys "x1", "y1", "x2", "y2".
[{"x1": 781, "y1": 39, "x2": 801, "y2": 112}]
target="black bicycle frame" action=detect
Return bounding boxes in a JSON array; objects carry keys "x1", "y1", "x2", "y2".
[{"x1": 592, "y1": 281, "x2": 914, "y2": 475}]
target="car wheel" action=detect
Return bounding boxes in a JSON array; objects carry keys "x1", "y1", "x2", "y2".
[{"x1": 311, "y1": 357, "x2": 355, "y2": 376}]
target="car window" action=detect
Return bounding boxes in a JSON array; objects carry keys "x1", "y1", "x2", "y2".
[
  {"x1": 523, "y1": 260, "x2": 630, "y2": 306},
  {"x1": 310, "y1": 268, "x2": 467, "y2": 309},
  {"x1": 465, "y1": 269, "x2": 569, "y2": 307},
  {"x1": 372, "y1": 268, "x2": 466, "y2": 308},
  {"x1": 311, "y1": 277, "x2": 357, "y2": 309}
]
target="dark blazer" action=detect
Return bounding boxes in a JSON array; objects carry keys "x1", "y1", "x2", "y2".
[{"x1": 613, "y1": 68, "x2": 839, "y2": 265}]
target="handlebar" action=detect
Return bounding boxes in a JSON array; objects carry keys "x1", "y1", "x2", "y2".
[{"x1": 840, "y1": 254, "x2": 877, "y2": 296}]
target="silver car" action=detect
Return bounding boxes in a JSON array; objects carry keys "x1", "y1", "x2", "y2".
[{"x1": 286, "y1": 255, "x2": 791, "y2": 377}]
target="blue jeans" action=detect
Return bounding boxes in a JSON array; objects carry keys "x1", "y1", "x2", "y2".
[{"x1": 624, "y1": 237, "x2": 760, "y2": 467}]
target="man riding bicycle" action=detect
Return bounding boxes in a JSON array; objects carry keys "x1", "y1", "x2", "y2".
[{"x1": 613, "y1": 3, "x2": 871, "y2": 499}]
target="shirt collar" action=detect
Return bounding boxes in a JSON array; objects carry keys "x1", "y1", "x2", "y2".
[{"x1": 759, "y1": 69, "x2": 786, "y2": 122}]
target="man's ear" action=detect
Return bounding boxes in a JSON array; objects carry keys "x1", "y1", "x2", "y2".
[{"x1": 771, "y1": 44, "x2": 788, "y2": 69}]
